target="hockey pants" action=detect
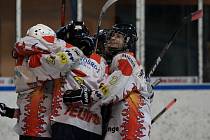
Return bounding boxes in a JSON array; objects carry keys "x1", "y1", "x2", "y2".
[
  {"x1": 51, "y1": 122, "x2": 102, "y2": 140},
  {"x1": 19, "y1": 135, "x2": 51, "y2": 140}
]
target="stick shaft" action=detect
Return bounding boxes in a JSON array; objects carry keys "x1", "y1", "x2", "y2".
[
  {"x1": 94, "y1": 0, "x2": 119, "y2": 52},
  {"x1": 148, "y1": 10, "x2": 203, "y2": 78},
  {"x1": 191, "y1": 10, "x2": 203, "y2": 21},
  {"x1": 152, "y1": 98, "x2": 177, "y2": 124},
  {"x1": 61, "y1": 0, "x2": 66, "y2": 27}
]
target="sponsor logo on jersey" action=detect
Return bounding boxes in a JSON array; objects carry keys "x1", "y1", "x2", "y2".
[
  {"x1": 121, "y1": 53, "x2": 136, "y2": 68},
  {"x1": 74, "y1": 76, "x2": 84, "y2": 85},
  {"x1": 99, "y1": 83, "x2": 109, "y2": 96},
  {"x1": 109, "y1": 75, "x2": 119, "y2": 85},
  {"x1": 46, "y1": 56, "x2": 55, "y2": 65},
  {"x1": 107, "y1": 126, "x2": 119, "y2": 133},
  {"x1": 80, "y1": 57, "x2": 100, "y2": 73},
  {"x1": 64, "y1": 106, "x2": 101, "y2": 125},
  {"x1": 57, "y1": 52, "x2": 69, "y2": 64},
  {"x1": 65, "y1": 50, "x2": 74, "y2": 61}
]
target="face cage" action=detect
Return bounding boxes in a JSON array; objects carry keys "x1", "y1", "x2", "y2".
[{"x1": 100, "y1": 30, "x2": 127, "y2": 64}]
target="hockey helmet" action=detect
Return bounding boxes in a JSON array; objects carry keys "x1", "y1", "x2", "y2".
[
  {"x1": 96, "y1": 29, "x2": 109, "y2": 56},
  {"x1": 26, "y1": 24, "x2": 56, "y2": 46},
  {"x1": 56, "y1": 20, "x2": 89, "y2": 47},
  {"x1": 56, "y1": 20, "x2": 94, "y2": 56},
  {"x1": 106, "y1": 23, "x2": 138, "y2": 54}
]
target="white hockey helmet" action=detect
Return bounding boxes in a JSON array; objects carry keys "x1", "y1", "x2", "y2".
[{"x1": 26, "y1": 24, "x2": 56, "y2": 46}]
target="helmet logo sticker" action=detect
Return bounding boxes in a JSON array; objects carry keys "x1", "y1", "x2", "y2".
[{"x1": 42, "y1": 36, "x2": 55, "y2": 44}]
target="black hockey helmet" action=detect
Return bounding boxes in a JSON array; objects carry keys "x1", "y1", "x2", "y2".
[
  {"x1": 104, "y1": 24, "x2": 138, "y2": 63},
  {"x1": 109, "y1": 23, "x2": 137, "y2": 52},
  {"x1": 56, "y1": 20, "x2": 89, "y2": 46},
  {"x1": 96, "y1": 29, "x2": 110, "y2": 56},
  {"x1": 56, "y1": 20, "x2": 95, "y2": 56}
]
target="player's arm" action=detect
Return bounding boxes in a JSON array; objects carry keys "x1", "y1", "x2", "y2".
[
  {"x1": 40, "y1": 46, "x2": 84, "y2": 72},
  {"x1": 101, "y1": 52, "x2": 138, "y2": 105},
  {"x1": 63, "y1": 53, "x2": 107, "y2": 106},
  {"x1": 0, "y1": 103, "x2": 19, "y2": 119}
]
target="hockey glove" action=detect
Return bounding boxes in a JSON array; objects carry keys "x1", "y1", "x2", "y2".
[
  {"x1": 0, "y1": 103, "x2": 15, "y2": 118},
  {"x1": 63, "y1": 85, "x2": 91, "y2": 106}
]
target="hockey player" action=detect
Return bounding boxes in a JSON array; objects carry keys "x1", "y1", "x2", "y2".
[
  {"x1": 100, "y1": 23, "x2": 154, "y2": 140},
  {"x1": 50, "y1": 21, "x2": 107, "y2": 140},
  {"x1": 0, "y1": 24, "x2": 83, "y2": 140}
]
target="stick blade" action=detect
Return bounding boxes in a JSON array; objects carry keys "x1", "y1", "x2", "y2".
[
  {"x1": 100, "y1": 0, "x2": 118, "y2": 19},
  {"x1": 166, "y1": 98, "x2": 177, "y2": 110},
  {"x1": 191, "y1": 10, "x2": 203, "y2": 21}
]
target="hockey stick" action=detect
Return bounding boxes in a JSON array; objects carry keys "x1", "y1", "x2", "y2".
[
  {"x1": 152, "y1": 98, "x2": 177, "y2": 124},
  {"x1": 148, "y1": 10, "x2": 203, "y2": 78},
  {"x1": 60, "y1": 0, "x2": 66, "y2": 27},
  {"x1": 94, "y1": 0, "x2": 119, "y2": 52}
]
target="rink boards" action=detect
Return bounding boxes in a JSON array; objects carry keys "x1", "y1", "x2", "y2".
[{"x1": 0, "y1": 85, "x2": 210, "y2": 140}]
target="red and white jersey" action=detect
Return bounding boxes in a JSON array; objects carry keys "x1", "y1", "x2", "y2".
[
  {"x1": 50, "y1": 53, "x2": 107, "y2": 135},
  {"x1": 14, "y1": 84, "x2": 53, "y2": 137},
  {"x1": 14, "y1": 36, "x2": 71, "y2": 92},
  {"x1": 13, "y1": 36, "x2": 83, "y2": 137},
  {"x1": 100, "y1": 52, "x2": 153, "y2": 140}
]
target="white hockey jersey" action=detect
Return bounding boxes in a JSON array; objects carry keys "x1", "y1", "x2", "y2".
[
  {"x1": 13, "y1": 36, "x2": 83, "y2": 137},
  {"x1": 50, "y1": 53, "x2": 107, "y2": 135},
  {"x1": 100, "y1": 52, "x2": 154, "y2": 140}
]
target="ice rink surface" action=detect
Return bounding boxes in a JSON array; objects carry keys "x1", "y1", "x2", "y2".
[
  {"x1": 0, "y1": 89, "x2": 210, "y2": 140},
  {"x1": 0, "y1": 92, "x2": 18, "y2": 140},
  {"x1": 151, "y1": 90, "x2": 210, "y2": 140}
]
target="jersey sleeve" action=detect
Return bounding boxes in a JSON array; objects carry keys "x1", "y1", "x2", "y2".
[
  {"x1": 40, "y1": 46, "x2": 84, "y2": 72},
  {"x1": 110, "y1": 52, "x2": 138, "y2": 76},
  {"x1": 100, "y1": 71, "x2": 132, "y2": 105},
  {"x1": 89, "y1": 53, "x2": 108, "y2": 83}
]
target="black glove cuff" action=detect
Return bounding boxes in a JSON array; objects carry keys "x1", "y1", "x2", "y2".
[
  {"x1": 81, "y1": 90, "x2": 91, "y2": 105},
  {"x1": 5, "y1": 107, "x2": 15, "y2": 118},
  {"x1": 63, "y1": 89, "x2": 83, "y2": 103}
]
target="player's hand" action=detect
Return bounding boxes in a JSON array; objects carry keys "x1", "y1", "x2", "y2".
[
  {"x1": 63, "y1": 85, "x2": 91, "y2": 106},
  {"x1": 0, "y1": 103, "x2": 15, "y2": 118}
]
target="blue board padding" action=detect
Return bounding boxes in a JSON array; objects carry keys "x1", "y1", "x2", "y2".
[{"x1": 1, "y1": 84, "x2": 210, "y2": 91}]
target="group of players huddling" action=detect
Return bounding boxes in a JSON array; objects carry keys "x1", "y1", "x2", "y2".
[{"x1": 0, "y1": 21, "x2": 154, "y2": 140}]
